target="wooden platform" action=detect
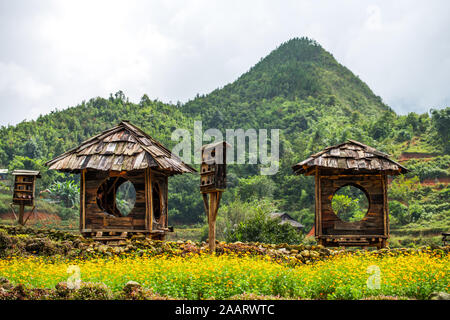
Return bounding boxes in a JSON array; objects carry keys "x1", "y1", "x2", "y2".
[
  {"x1": 80, "y1": 227, "x2": 174, "y2": 243},
  {"x1": 319, "y1": 235, "x2": 387, "y2": 249}
]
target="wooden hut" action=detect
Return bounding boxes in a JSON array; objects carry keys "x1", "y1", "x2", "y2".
[
  {"x1": 46, "y1": 121, "x2": 196, "y2": 240},
  {"x1": 292, "y1": 139, "x2": 407, "y2": 249}
]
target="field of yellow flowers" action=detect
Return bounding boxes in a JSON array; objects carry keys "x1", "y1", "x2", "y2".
[{"x1": 0, "y1": 248, "x2": 448, "y2": 300}]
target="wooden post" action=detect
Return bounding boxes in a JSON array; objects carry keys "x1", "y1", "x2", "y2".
[
  {"x1": 144, "y1": 168, "x2": 148, "y2": 234},
  {"x1": 23, "y1": 205, "x2": 36, "y2": 226},
  {"x1": 381, "y1": 173, "x2": 388, "y2": 248},
  {"x1": 149, "y1": 170, "x2": 153, "y2": 233},
  {"x1": 18, "y1": 204, "x2": 25, "y2": 226},
  {"x1": 80, "y1": 169, "x2": 86, "y2": 231},
  {"x1": 203, "y1": 191, "x2": 222, "y2": 253}
]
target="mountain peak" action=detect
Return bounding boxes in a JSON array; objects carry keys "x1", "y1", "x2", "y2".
[
  {"x1": 182, "y1": 37, "x2": 390, "y2": 131},
  {"x1": 258, "y1": 37, "x2": 327, "y2": 66}
]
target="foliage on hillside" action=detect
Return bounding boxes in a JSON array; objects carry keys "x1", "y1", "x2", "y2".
[{"x1": 0, "y1": 38, "x2": 448, "y2": 240}]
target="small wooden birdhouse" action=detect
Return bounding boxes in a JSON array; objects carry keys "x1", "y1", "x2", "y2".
[
  {"x1": 200, "y1": 141, "x2": 231, "y2": 193},
  {"x1": 12, "y1": 170, "x2": 41, "y2": 207}
]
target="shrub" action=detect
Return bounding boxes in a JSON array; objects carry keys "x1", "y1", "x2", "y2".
[
  {"x1": 236, "y1": 176, "x2": 277, "y2": 202},
  {"x1": 226, "y1": 210, "x2": 303, "y2": 244},
  {"x1": 211, "y1": 199, "x2": 277, "y2": 241},
  {"x1": 389, "y1": 201, "x2": 409, "y2": 225}
]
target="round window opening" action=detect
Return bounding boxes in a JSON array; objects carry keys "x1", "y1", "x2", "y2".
[
  {"x1": 331, "y1": 185, "x2": 369, "y2": 222},
  {"x1": 115, "y1": 180, "x2": 136, "y2": 216},
  {"x1": 96, "y1": 177, "x2": 136, "y2": 217}
]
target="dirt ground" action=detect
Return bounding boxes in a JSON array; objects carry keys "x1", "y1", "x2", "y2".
[{"x1": 0, "y1": 211, "x2": 61, "y2": 222}]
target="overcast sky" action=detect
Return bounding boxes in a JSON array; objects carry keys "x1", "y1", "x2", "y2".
[{"x1": 0, "y1": 0, "x2": 449, "y2": 126}]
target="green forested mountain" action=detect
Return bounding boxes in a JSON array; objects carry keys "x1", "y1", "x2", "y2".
[
  {"x1": 183, "y1": 38, "x2": 390, "y2": 131},
  {"x1": 0, "y1": 37, "x2": 448, "y2": 245}
]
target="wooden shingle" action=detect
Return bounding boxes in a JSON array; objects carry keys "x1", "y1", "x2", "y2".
[
  {"x1": 45, "y1": 121, "x2": 196, "y2": 174},
  {"x1": 292, "y1": 140, "x2": 407, "y2": 175}
]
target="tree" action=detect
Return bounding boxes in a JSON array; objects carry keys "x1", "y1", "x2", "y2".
[
  {"x1": 236, "y1": 175, "x2": 276, "y2": 202},
  {"x1": 388, "y1": 175, "x2": 421, "y2": 205},
  {"x1": 431, "y1": 108, "x2": 450, "y2": 153},
  {"x1": 44, "y1": 180, "x2": 80, "y2": 208},
  {"x1": 22, "y1": 138, "x2": 42, "y2": 159},
  {"x1": 370, "y1": 111, "x2": 395, "y2": 140}
]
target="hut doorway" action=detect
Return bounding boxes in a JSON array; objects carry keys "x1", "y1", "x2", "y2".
[{"x1": 96, "y1": 177, "x2": 136, "y2": 217}]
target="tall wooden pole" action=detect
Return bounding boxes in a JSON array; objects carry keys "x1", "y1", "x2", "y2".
[
  {"x1": 203, "y1": 191, "x2": 222, "y2": 253},
  {"x1": 18, "y1": 204, "x2": 25, "y2": 226}
]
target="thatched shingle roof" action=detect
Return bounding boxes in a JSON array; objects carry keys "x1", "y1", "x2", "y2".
[
  {"x1": 292, "y1": 139, "x2": 407, "y2": 175},
  {"x1": 45, "y1": 121, "x2": 196, "y2": 174}
]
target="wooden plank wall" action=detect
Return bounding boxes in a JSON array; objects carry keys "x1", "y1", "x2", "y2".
[
  {"x1": 319, "y1": 173, "x2": 385, "y2": 236},
  {"x1": 84, "y1": 169, "x2": 147, "y2": 230}
]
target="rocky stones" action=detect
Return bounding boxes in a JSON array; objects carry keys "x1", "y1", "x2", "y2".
[
  {"x1": 429, "y1": 292, "x2": 450, "y2": 300},
  {"x1": 300, "y1": 250, "x2": 310, "y2": 257},
  {"x1": 0, "y1": 224, "x2": 448, "y2": 267},
  {"x1": 0, "y1": 277, "x2": 12, "y2": 290},
  {"x1": 72, "y1": 282, "x2": 113, "y2": 300}
]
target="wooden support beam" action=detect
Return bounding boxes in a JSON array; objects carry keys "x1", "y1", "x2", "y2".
[
  {"x1": 106, "y1": 176, "x2": 121, "y2": 195},
  {"x1": 382, "y1": 173, "x2": 389, "y2": 239},
  {"x1": 315, "y1": 168, "x2": 322, "y2": 238},
  {"x1": 144, "y1": 168, "x2": 148, "y2": 232},
  {"x1": 80, "y1": 169, "x2": 86, "y2": 231},
  {"x1": 9, "y1": 203, "x2": 17, "y2": 220},
  {"x1": 18, "y1": 204, "x2": 25, "y2": 226},
  {"x1": 202, "y1": 193, "x2": 209, "y2": 223},
  {"x1": 149, "y1": 170, "x2": 153, "y2": 232},
  {"x1": 23, "y1": 205, "x2": 36, "y2": 225}
]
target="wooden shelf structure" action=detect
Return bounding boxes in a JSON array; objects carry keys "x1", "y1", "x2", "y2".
[
  {"x1": 10, "y1": 169, "x2": 41, "y2": 226},
  {"x1": 200, "y1": 141, "x2": 230, "y2": 253}
]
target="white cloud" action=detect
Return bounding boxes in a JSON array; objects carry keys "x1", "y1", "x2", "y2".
[
  {"x1": 0, "y1": 0, "x2": 449, "y2": 125},
  {"x1": 0, "y1": 62, "x2": 53, "y2": 100},
  {"x1": 365, "y1": 5, "x2": 383, "y2": 31}
]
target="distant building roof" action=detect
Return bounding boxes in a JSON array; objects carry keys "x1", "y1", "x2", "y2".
[
  {"x1": 0, "y1": 169, "x2": 8, "y2": 174},
  {"x1": 307, "y1": 224, "x2": 315, "y2": 237},
  {"x1": 270, "y1": 212, "x2": 304, "y2": 230}
]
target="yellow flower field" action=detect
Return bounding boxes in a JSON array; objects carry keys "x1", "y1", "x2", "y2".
[{"x1": 0, "y1": 250, "x2": 448, "y2": 299}]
